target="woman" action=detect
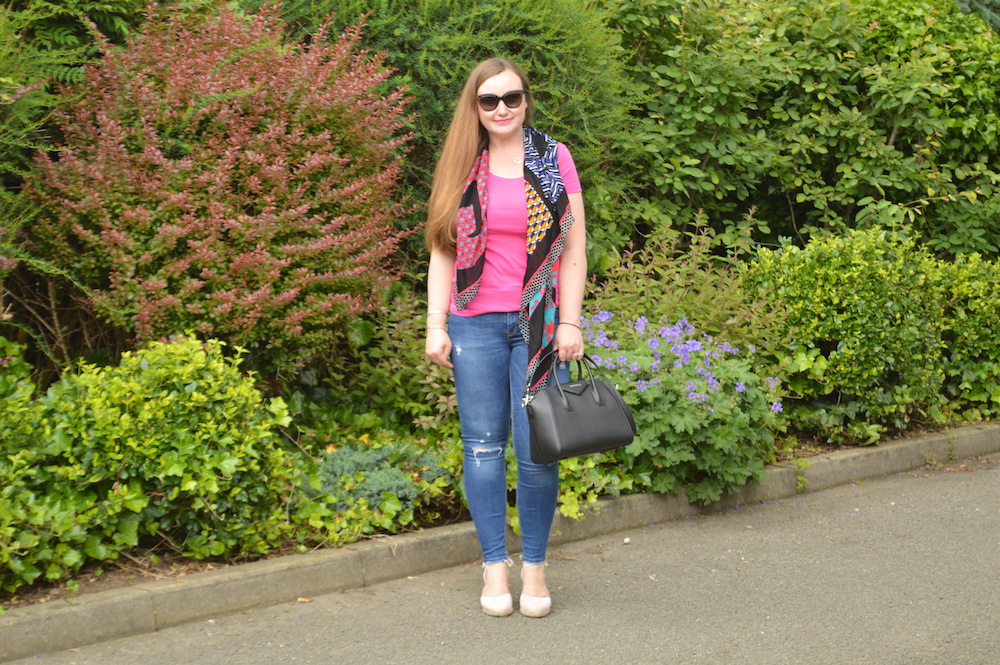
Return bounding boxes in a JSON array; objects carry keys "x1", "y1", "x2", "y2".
[{"x1": 424, "y1": 58, "x2": 587, "y2": 618}]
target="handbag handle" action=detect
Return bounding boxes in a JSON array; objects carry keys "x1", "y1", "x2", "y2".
[{"x1": 532, "y1": 351, "x2": 608, "y2": 410}]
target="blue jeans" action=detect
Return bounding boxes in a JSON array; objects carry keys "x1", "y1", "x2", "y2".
[{"x1": 449, "y1": 312, "x2": 563, "y2": 565}]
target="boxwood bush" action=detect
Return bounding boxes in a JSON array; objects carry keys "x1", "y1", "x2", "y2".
[
  {"x1": 742, "y1": 229, "x2": 946, "y2": 443},
  {"x1": 937, "y1": 253, "x2": 1000, "y2": 419},
  {"x1": 0, "y1": 336, "x2": 301, "y2": 594}
]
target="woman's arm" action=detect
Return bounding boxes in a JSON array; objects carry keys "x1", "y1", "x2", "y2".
[
  {"x1": 425, "y1": 248, "x2": 456, "y2": 369},
  {"x1": 555, "y1": 191, "x2": 587, "y2": 362}
]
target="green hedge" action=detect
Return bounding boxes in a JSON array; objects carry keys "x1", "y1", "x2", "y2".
[
  {"x1": 0, "y1": 331, "x2": 469, "y2": 597},
  {"x1": 603, "y1": 0, "x2": 1000, "y2": 255},
  {"x1": 938, "y1": 253, "x2": 1000, "y2": 419},
  {"x1": 742, "y1": 228, "x2": 1000, "y2": 444},
  {"x1": 0, "y1": 336, "x2": 300, "y2": 593},
  {"x1": 743, "y1": 229, "x2": 945, "y2": 443}
]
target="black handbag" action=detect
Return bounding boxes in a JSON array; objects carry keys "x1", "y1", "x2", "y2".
[{"x1": 526, "y1": 353, "x2": 637, "y2": 464}]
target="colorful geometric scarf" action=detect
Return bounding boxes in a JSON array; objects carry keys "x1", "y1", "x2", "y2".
[{"x1": 453, "y1": 126, "x2": 575, "y2": 402}]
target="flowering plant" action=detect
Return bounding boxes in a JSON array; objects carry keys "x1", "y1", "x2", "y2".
[{"x1": 581, "y1": 312, "x2": 782, "y2": 504}]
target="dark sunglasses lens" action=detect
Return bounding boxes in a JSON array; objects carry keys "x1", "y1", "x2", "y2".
[
  {"x1": 502, "y1": 91, "x2": 523, "y2": 108},
  {"x1": 478, "y1": 95, "x2": 501, "y2": 111}
]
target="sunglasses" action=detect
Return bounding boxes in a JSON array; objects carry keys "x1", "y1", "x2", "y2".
[{"x1": 476, "y1": 90, "x2": 526, "y2": 112}]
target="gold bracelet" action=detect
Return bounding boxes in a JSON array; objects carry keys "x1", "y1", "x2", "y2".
[
  {"x1": 559, "y1": 321, "x2": 581, "y2": 330},
  {"x1": 427, "y1": 325, "x2": 448, "y2": 332}
]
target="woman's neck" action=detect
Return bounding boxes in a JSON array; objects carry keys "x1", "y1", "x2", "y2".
[{"x1": 488, "y1": 130, "x2": 525, "y2": 177}]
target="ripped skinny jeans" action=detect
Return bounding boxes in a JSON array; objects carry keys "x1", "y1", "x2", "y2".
[{"x1": 449, "y1": 311, "x2": 563, "y2": 565}]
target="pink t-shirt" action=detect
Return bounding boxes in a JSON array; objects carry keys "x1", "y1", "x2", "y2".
[{"x1": 452, "y1": 142, "x2": 581, "y2": 316}]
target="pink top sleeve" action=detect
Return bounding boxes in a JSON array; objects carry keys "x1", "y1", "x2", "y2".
[
  {"x1": 452, "y1": 142, "x2": 582, "y2": 316},
  {"x1": 557, "y1": 143, "x2": 582, "y2": 194}
]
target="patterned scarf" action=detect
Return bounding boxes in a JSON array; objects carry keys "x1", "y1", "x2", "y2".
[{"x1": 453, "y1": 126, "x2": 575, "y2": 402}]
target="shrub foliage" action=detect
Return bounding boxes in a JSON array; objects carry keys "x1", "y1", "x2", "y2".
[
  {"x1": 603, "y1": 0, "x2": 1000, "y2": 254},
  {"x1": 565, "y1": 233, "x2": 784, "y2": 504},
  {"x1": 743, "y1": 229, "x2": 947, "y2": 443},
  {"x1": 17, "y1": 6, "x2": 412, "y2": 375},
  {"x1": 957, "y1": 0, "x2": 1000, "y2": 33},
  {"x1": 312, "y1": 433, "x2": 459, "y2": 535},
  {"x1": 936, "y1": 253, "x2": 1000, "y2": 419},
  {"x1": 7, "y1": 0, "x2": 1000, "y2": 599},
  {"x1": 0, "y1": 337, "x2": 299, "y2": 594}
]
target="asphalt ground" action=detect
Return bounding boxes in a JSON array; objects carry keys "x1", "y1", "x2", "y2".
[{"x1": 2, "y1": 423, "x2": 999, "y2": 664}]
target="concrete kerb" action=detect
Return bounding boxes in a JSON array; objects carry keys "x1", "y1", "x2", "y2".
[{"x1": 2, "y1": 422, "x2": 998, "y2": 662}]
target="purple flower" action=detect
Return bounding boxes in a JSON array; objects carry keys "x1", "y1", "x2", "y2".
[
  {"x1": 670, "y1": 339, "x2": 702, "y2": 367},
  {"x1": 648, "y1": 336, "x2": 661, "y2": 350},
  {"x1": 636, "y1": 380, "x2": 648, "y2": 392},
  {"x1": 659, "y1": 325, "x2": 682, "y2": 340},
  {"x1": 735, "y1": 381, "x2": 746, "y2": 393},
  {"x1": 634, "y1": 316, "x2": 648, "y2": 334},
  {"x1": 768, "y1": 376, "x2": 779, "y2": 389},
  {"x1": 593, "y1": 311, "x2": 613, "y2": 323},
  {"x1": 771, "y1": 402, "x2": 783, "y2": 414}
]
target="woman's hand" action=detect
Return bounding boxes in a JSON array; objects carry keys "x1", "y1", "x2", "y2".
[
  {"x1": 555, "y1": 322, "x2": 584, "y2": 363},
  {"x1": 426, "y1": 328, "x2": 454, "y2": 369}
]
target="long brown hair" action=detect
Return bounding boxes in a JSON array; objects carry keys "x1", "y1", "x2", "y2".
[{"x1": 425, "y1": 58, "x2": 533, "y2": 252}]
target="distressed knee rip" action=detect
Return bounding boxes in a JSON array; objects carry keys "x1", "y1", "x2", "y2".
[{"x1": 471, "y1": 442, "x2": 503, "y2": 467}]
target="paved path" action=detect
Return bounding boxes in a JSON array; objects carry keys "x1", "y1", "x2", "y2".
[{"x1": 8, "y1": 453, "x2": 1000, "y2": 665}]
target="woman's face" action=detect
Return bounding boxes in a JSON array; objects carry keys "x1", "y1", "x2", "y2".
[{"x1": 476, "y1": 69, "x2": 527, "y2": 143}]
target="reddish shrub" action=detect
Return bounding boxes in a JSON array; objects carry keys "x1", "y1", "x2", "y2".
[{"x1": 24, "y1": 6, "x2": 412, "y2": 374}]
